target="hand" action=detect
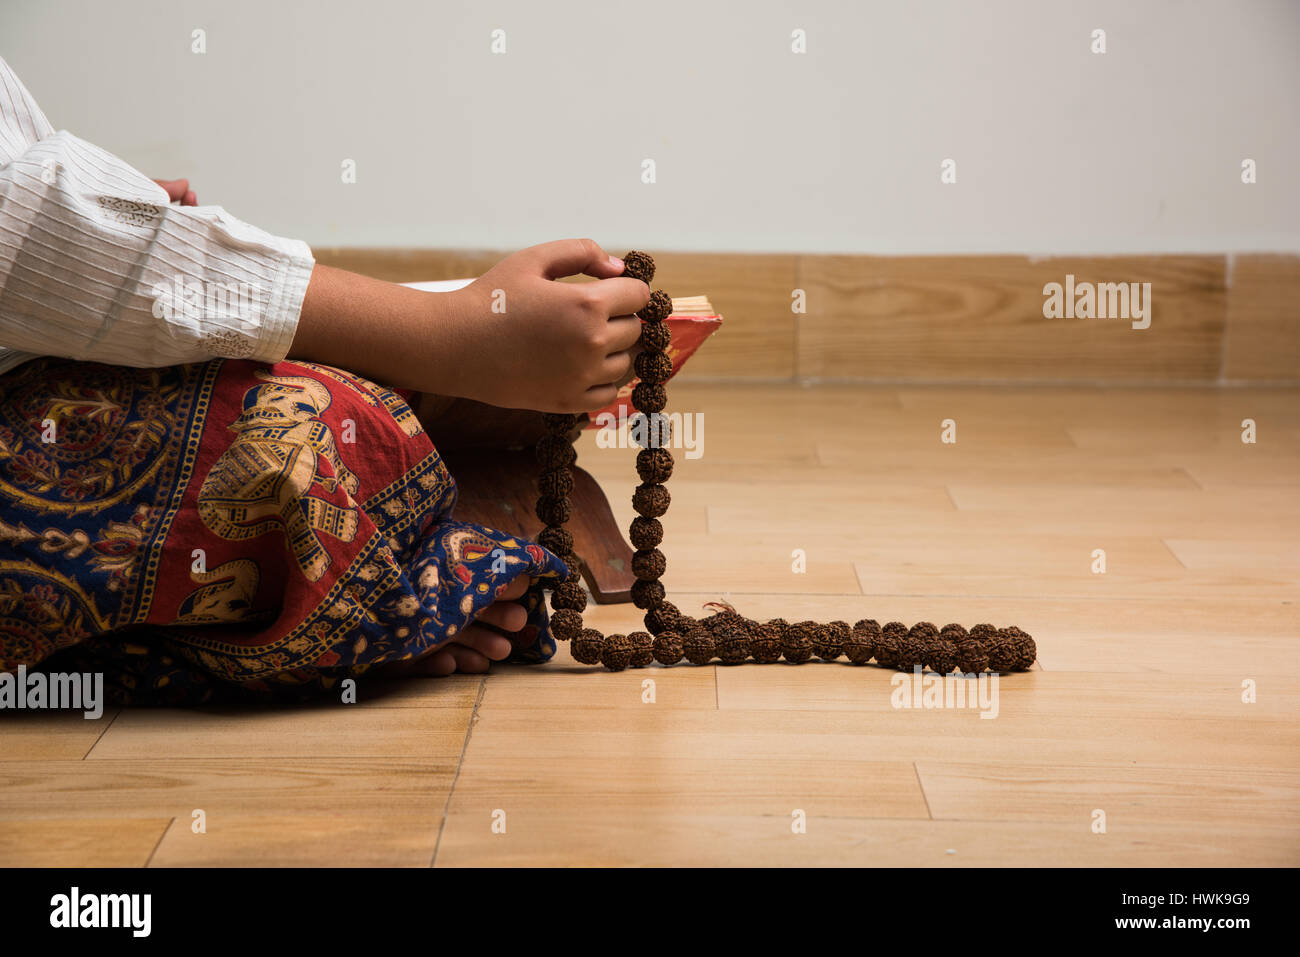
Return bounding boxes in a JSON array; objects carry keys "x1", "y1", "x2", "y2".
[
  {"x1": 447, "y1": 238, "x2": 650, "y2": 412},
  {"x1": 152, "y1": 178, "x2": 197, "y2": 205},
  {"x1": 292, "y1": 239, "x2": 649, "y2": 413}
]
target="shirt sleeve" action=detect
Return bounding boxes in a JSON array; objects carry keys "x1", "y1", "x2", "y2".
[{"x1": 0, "y1": 56, "x2": 315, "y2": 372}]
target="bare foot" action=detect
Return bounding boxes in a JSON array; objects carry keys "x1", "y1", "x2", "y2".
[{"x1": 386, "y1": 574, "x2": 538, "y2": 677}]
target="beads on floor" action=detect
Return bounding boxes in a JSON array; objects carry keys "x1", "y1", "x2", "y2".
[{"x1": 535, "y1": 251, "x2": 1037, "y2": 675}]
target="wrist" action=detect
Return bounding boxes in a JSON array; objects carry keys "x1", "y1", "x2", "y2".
[{"x1": 419, "y1": 283, "x2": 482, "y2": 402}]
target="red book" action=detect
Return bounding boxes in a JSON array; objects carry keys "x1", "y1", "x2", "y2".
[{"x1": 586, "y1": 296, "x2": 722, "y2": 428}]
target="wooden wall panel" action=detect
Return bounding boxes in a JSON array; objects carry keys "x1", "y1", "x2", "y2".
[
  {"x1": 797, "y1": 255, "x2": 1227, "y2": 383},
  {"x1": 308, "y1": 248, "x2": 1299, "y2": 385},
  {"x1": 1223, "y1": 254, "x2": 1300, "y2": 383},
  {"x1": 645, "y1": 251, "x2": 797, "y2": 378},
  {"x1": 313, "y1": 247, "x2": 502, "y2": 283}
]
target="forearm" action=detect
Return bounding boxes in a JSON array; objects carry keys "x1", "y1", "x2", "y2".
[
  {"x1": 0, "y1": 133, "x2": 313, "y2": 368},
  {"x1": 289, "y1": 264, "x2": 470, "y2": 396}
]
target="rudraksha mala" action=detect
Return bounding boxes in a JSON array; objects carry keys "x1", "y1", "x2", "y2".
[{"x1": 535, "y1": 252, "x2": 1037, "y2": 675}]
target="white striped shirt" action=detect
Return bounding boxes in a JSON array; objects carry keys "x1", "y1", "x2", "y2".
[{"x1": 0, "y1": 56, "x2": 314, "y2": 376}]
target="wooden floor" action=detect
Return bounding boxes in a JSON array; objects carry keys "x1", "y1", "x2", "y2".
[{"x1": 2, "y1": 382, "x2": 1297, "y2": 867}]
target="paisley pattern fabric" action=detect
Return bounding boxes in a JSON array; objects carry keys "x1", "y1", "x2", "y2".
[{"x1": 0, "y1": 357, "x2": 566, "y2": 704}]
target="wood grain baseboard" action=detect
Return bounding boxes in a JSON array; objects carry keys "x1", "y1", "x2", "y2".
[{"x1": 313, "y1": 248, "x2": 1299, "y2": 386}]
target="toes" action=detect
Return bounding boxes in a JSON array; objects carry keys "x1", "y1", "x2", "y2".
[
  {"x1": 495, "y1": 575, "x2": 531, "y2": 601},
  {"x1": 447, "y1": 644, "x2": 492, "y2": 673},
  {"x1": 508, "y1": 628, "x2": 536, "y2": 650},
  {"x1": 458, "y1": 625, "x2": 513, "y2": 661},
  {"x1": 418, "y1": 649, "x2": 458, "y2": 676},
  {"x1": 475, "y1": 601, "x2": 527, "y2": 633}
]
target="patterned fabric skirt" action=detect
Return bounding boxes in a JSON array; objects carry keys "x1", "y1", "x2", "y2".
[{"x1": 0, "y1": 357, "x2": 566, "y2": 704}]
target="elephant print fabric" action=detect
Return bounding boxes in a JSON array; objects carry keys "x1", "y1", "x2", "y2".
[{"x1": 0, "y1": 357, "x2": 568, "y2": 704}]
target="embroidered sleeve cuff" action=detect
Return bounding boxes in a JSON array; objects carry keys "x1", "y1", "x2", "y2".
[{"x1": 250, "y1": 239, "x2": 315, "y2": 364}]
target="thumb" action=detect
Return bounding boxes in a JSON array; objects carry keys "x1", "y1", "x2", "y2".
[{"x1": 529, "y1": 238, "x2": 625, "y2": 280}]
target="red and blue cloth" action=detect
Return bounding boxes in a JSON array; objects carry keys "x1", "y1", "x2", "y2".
[{"x1": 0, "y1": 356, "x2": 566, "y2": 704}]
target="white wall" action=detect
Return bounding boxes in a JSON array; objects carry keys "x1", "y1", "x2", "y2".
[{"x1": 3, "y1": 0, "x2": 1297, "y2": 255}]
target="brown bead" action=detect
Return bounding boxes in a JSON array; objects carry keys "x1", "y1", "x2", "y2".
[
  {"x1": 638, "y1": 289, "x2": 672, "y2": 322},
  {"x1": 925, "y1": 639, "x2": 960, "y2": 675},
  {"x1": 542, "y1": 412, "x2": 582, "y2": 434},
  {"x1": 638, "y1": 321, "x2": 670, "y2": 351},
  {"x1": 985, "y1": 630, "x2": 1019, "y2": 673},
  {"x1": 644, "y1": 601, "x2": 683, "y2": 635},
  {"x1": 893, "y1": 635, "x2": 926, "y2": 673},
  {"x1": 1013, "y1": 635, "x2": 1037, "y2": 671},
  {"x1": 940, "y1": 623, "x2": 968, "y2": 641},
  {"x1": 629, "y1": 516, "x2": 663, "y2": 550},
  {"x1": 634, "y1": 351, "x2": 673, "y2": 384},
  {"x1": 652, "y1": 632, "x2": 685, "y2": 665},
  {"x1": 875, "y1": 623, "x2": 908, "y2": 668},
  {"x1": 536, "y1": 468, "x2": 574, "y2": 499},
  {"x1": 555, "y1": 550, "x2": 581, "y2": 574},
  {"x1": 536, "y1": 525, "x2": 573, "y2": 557},
  {"x1": 632, "y1": 483, "x2": 670, "y2": 518},
  {"x1": 843, "y1": 632, "x2": 874, "y2": 664},
  {"x1": 630, "y1": 412, "x2": 672, "y2": 449},
  {"x1": 629, "y1": 577, "x2": 665, "y2": 609},
  {"x1": 1003, "y1": 626, "x2": 1037, "y2": 671},
  {"x1": 749, "y1": 620, "x2": 785, "y2": 663},
  {"x1": 782, "y1": 621, "x2": 817, "y2": 663},
  {"x1": 714, "y1": 623, "x2": 751, "y2": 664},
  {"x1": 970, "y1": 623, "x2": 998, "y2": 641},
  {"x1": 627, "y1": 631, "x2": 655, "y2": 667},
  {"x1": 701, "y1": 606, "x2": 745, "y2": 634},
  {"x1": 682, "y1": 629, "x2": 716, "y2": 665},
  {"x1": 636, "y1": 447, "x2": 674, "y2": 484},
  {"x1": 622, "y1": 250, "x2": 655, "y2": 285},
  {"x1": 632, "y1": 380, "x2": 667, "y2": 413},
  {"x1": 571, "y1": 629, "x2": 605, "y2": 665},
  {"x1": 906, "y1": 622, "x2": 940, "y2": 668},
  {"x1": 550, "y1": 580, "x2": 588, "y2": 612},
  {"x1": 814, "y1": 621, "x2": 850, "y2": 661},
  {"x1": 549, "y1": 608, "x2": 583, "y2": 642},
  {"x1": 534, "y1": 435, "x2": 577, "y2": 469},
  {"x1": 847, "y1": 619, "x2": 881, "y2": 664},
  {"x1": 535, "y1": 495, "x2": 571, "y2": 525},
  {"x1": 601, "y1": 633, "x2": 633, "y2": 671},
  {"x1": 631, "y1": 548, "x2": 666, "y2": 580},
  {"x1": 955, "y1": 639, "x2": 989, "y2": 674}
]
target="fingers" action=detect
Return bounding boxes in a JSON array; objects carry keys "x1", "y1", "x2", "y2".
[
  {"x1": 528, "y1": 238, "x2": 625, "y2": 281},
  {"x1": 582, "y1": 382, "x2": 620, "y2": 410},
  {"x1": 152, "y1": 178, "x2": 190, "y2": 203},
  {"x1": 586, "y1": 277, "x2": 652, "y2": 319},
  {"x1": 610, "y1": 349, "x2": 642, "y2": 388},
  {"x1": 605, "y1": 314, "x2": 643, "y2": 354},
  {"x1": 596, "y1": 351, "x2": 634, "y2": 386}
]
